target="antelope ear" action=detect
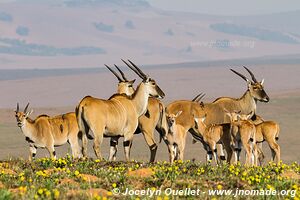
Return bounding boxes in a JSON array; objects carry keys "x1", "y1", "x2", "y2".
[
  {"x1": 26, "y1": 109, "x2": 33, "y2": 117},
  {"x1": 129, "y1": 79, "x2": 136, "y2": 84},
  {"x1": 201, "y1": 116, "x2": 206, "y2": 123},
  {"x1": 225, "y1": 112, "x2": 232, "y2": 119},
  {"x1": 175, "y1": 110, "x2": 182, "y2": 117},
  {"x1": 260, "y1": 79, "x2": 264, "y2": 85},
  {"x1": 200, "y1": 101, "x2": 204, "y2": 108},
  {"x1": 234, "y1": 110, "x2": 241, "y2": 114},
  {"x1": 247, "y1": 81, "x2": 252, "y2": 87},
  {"x1": 194, "y1": 117, "x2": 199, "y2": 124},
  {"x1": 143, "y1": 75, "x2": 150, "y2": 82}
]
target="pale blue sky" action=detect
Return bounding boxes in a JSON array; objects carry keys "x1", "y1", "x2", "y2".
[{"x1": 147, "y1": 0, "x2": 300, "y2": 15}]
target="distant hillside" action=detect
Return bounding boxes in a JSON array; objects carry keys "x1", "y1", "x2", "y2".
[
  {"x1": 0, "y1": 1, "x2": 300, "y2": 69},
  {"x1": 1, "y1": 54, "x2": 300, "y2": 81}
]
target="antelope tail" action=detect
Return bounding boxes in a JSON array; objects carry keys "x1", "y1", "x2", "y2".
[
  {"x1": 76, "y1": 104, "x2": 93, "y2": 140},
  {"x1": 275, "y1": 124, "x2": 280, "y2": 141}
]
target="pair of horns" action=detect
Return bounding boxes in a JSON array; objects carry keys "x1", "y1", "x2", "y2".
[
  {"x1": 121, "y1": 59, "x2": 147, "y2": 80},
  {"x1": 192, "y1": 92, "x2": 206, "y2": 102},
  {"x1": 105, "y1": 59, "x2": 147, "y2": 81},
  {"x1": 230, "y1": 66, "x2": 258, "y2": 83},
  {"x1": 16, "y1": 103, "x2": 29, "y2": 113},
  {"x1": 104, "y1": 64, "x2": 128, "y2": 82}
]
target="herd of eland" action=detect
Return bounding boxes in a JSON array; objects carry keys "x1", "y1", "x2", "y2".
[{"x1": 14, "y1": 60, "x2": 280, "y2": 166}]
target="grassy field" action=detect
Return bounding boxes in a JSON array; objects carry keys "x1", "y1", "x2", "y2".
[{"x1": 0, "y1": 157, "x2": 299, "y2": 200}]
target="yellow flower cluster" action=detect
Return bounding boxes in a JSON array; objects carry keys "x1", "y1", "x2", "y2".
[
  {"x1": 36, "y1": 170, "x2": 49, "y2": 178},
  {"x1": 197, "y1": 167, "x2": 205, "y2": 175},
  {"x1": 35, "y1": 188, "x2": 51, "y2": 199},
  {"x1": 18, "y1": 172, "x2": 25, "y2": 181},
  {"x1": 18, "y1": 186, "x2": 27, "y2": 194},
  {"x1": 55, "y1": 158, "x2": 68, "y2": 167},
  {"x1": 108, "y1": 166, "x2": 126, "y2": 173},
  {"x1": 74, "y1": 170, "x2": 80, "y2": 176}
]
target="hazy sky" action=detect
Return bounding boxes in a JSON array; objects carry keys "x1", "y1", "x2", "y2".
[{"x1": 147, "y1": 0, "x2": 300, "y2": 15}]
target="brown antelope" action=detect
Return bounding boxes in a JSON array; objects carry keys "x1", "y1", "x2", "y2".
[
  {"x1": 202, "y1": 67, "x2": 269, "y2": 124},
  {"x1": 105, "y1": 62, "x2": 168, "y2": 162},
  {"x1": 225, "y1": 110, "x2": 257, "y2": 165},
  {"x1": 76, "y1": 60, "x2": 165, "y2": 161},
  {"x1": 15, "y1": 103, "x2": 81, "y2": 160},
  {"x1": 239, "y1": 113, "x2": 280, "y2": 164},
  {"x1": 188, "y1": 67, "x2": 269, "y2": 161},
  {"x1": 165, "y1": 111, "x2": 188, "y2": 163},
  {"x1": 193, "y1": 115, "x2": 232, "y2": 164},
  {"x1": 165, "y1": 97, "x2": 210, "y2": 164}
]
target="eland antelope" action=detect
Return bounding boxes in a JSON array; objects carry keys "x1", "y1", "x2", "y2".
[
  {"x1": 105, "y1": 61, "x2": 168, "y2": 162},
  {"x1": 15, "y1": 103, "x2": 81, "y2": 160},
  {"x1": 193, "y1": 115, "x2": 232, "y2": 164},
  {"x1": 165, "y1": 98, "x2": 207, "y2": 163},
  {"x1": 165, "y1": 111, "x2": 187, "y2": 163},
  {"x1": 225, "y1": 110, "x2": 257, "y2": 165},
  {"x1": 76, "y1": 60, "x2": 165, "y2": 161},
  {"x1": 239, "y1": 113, "x2": 280, "y2": 165}
]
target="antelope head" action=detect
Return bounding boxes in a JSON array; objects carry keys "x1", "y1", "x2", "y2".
[
  {"x1": 224, "y1": 109, "x2": 240, "y2": 122},
  {"x1": 166, "y1": 111, "x2": 182, "y2": 128},
  {"x1": 122, "y1": 59, "x2": 165, "y2": 99},
  {"x1": 230, "y1": 66, "x2": 269, "y2": 102},
  {"x1": 15, "y1": 103, "x2": 33, "y2": 128},
  {"x1": 237, "y1": 111, "x2": 253, "y2": 120},
  {"x1": 105, "y1": 64, "x2": 135, "y2": 96}
]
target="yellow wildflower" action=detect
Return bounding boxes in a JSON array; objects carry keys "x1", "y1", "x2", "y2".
[
  {"x1": 53, "y1": 189, "x2": 60, "y2": 199},
  {"x1": 217, "y1": 184, "x2": 223, "y2": 190},
  {"x1": 74, "y1": 170, "x2": 80, "y2": 176},
  {"x1": 38, "y1": 188, "x2": 44, "y2": 195}
]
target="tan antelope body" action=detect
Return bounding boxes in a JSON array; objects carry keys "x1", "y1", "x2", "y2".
[
  {"x1": 240, "y1": 114, "x2": 280, "y2": 164},
  {"x1": 165, "y1": 99, "x2": 207, "y2": 162},
  {"x1": 76, "y1": 61, "x2": 165, "y2": 161},
  {"x1": 225, "y1": 111, "x2": 257, "y2": 165},
  {"x1": 166, "y1": 100, "x2": 206, "y2": 138},
  {"x1": 189, "y1": 67, "x2": 269, "y2": 161},
  {"x1": 15, "y1": 104, "x2": 81, "y2": 160},
  {"x1": 193, "y1": 116, "x2": 232, "y2": 164},
  {"x1": 255, "y1": 121, "x2": 280, "y2": 164},
  {"x1": 165, "y1": 111, "x2": 188, "y2": 163},
  {"x1": 105, "y1": 62, "x2": 167, "y2": 162}
]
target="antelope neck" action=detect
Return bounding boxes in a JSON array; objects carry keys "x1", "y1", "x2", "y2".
[
  {"x1": 21, "y1": 118, "x2": 36, "y2": 140},
  {"x1": 238, "y1": 90, "x2": 256, "y2": 113},
  {"x1": 131, "y1": 83, "x2": 150, "y2": 116}
]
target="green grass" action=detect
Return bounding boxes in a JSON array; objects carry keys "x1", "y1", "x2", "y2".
[{"x1": 0, "y1": 156, "x2": 299, "y2": 200}]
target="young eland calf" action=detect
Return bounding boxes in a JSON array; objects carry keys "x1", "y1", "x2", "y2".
[{"x1": 165, "y1": 111, "x2": 188, "y2": 163}]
